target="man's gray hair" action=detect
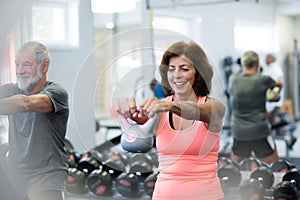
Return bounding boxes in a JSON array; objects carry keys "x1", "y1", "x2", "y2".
[
  {"x1": 19, "y1": 41, "x2": 51, "y2": 66},
  {"x1": 241, "y1": 50, "x2": 259, "y2": 69}
]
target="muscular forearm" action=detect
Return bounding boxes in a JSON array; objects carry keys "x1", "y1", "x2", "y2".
[
  {"x1": 170, "y1": 101, "x2": 202, "y2": 121},
  {"x1": 0, "y1": 94, "x2": 53, "y2": 115},
  {"x1": 170, "y1": 99, "x2": 225, "y2": 124},
  {"x1": 0, "y1": 95, "x2": 30, "y2": 114}
]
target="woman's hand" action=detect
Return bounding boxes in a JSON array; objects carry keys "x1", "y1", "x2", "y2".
[
  {"x1": 139, "y1": 97, "x2": 170, "y2": 118},
  {"x1": 116, "y1": 98, "x2": 148, "y2": 124}
]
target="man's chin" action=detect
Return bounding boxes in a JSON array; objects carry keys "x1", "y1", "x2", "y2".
[{"x1": 17, "y1": 82, "x2": 29, "y2": 91}]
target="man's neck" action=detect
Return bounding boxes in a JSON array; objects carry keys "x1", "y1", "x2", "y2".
[
  {"x1": 243, "y1": 67, "x2": 258, "y2": 74},
  {"x1": 25, "y1": 77, "x2": 47, "y2": 95}
]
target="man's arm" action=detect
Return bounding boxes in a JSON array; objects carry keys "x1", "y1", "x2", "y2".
[{"x1": 0, "y1": 94, "x2": 53, "y2": 115}]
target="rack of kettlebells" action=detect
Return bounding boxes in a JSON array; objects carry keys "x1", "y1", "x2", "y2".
[
  {"x1": 218, "y1": 156, "x2": 300, "y2": 200},
  {"x1": 64, "y1": 137, "x2": 157, "y2": 200},
  {"x1": 64, "y1": 138, "x2": 300, "y2": 200}
]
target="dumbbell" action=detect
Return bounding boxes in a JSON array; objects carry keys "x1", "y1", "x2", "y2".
[
  {"x1": 273, "y1": 168, "x2": 300, "y2": 200},
  {"x1": 270, "y1": 159, "x2": 296, "y2": 173},
  {"x1": 143, "y1": 171, "x2": 158, "y2": 197},
  {"x1": 66, "y1": 167, "x2": 89, "y2": 194},
  {"x1": 239, "y1": 157, "x2": 262, "y2": 172},
  {"x1": 239, "y1": 166, "x2": 275, "y2": 200},
  {"x1": 115, "y1": 172, "x2": 142, "y2": 198},
  {"x1": 267, "y1": 87, "x2": 281, "y2": 102},
  {"x1": 218, "y1": 164, "x2": 242, "y2": 189},
  {"x1": 102, "y1": 152, "x2": 127, "y2": 179},
  {"x1": 129, "y1": 154, "x2": 154, "y2": 181},
  {"x1": 87, "y1": 169, "x2": 113, "y2": 196}
]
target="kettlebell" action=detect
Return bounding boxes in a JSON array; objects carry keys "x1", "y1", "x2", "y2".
[{"x1": 119, "y1": 114, "x2": 158, "y2": 153}]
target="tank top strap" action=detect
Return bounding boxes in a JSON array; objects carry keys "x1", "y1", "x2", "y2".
[
  {"x1": 198, "y1": 96, "x2": 207, "y2": 104},
  {"x1": 166, "y1": 95, "x2": 207, "y2": 103}
]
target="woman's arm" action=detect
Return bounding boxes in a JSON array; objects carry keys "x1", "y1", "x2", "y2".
[{"x1": 140, "y1": 97, "x2": 225, "y2": 132}]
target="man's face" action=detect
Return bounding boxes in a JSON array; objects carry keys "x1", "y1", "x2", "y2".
[{"x1": 15, "y1": 48, "x2": 42, "y2": 92}]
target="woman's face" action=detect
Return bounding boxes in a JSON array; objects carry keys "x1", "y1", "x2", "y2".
[{"x1": 167, "y1": 56, "x2": 196, "y2": 97}]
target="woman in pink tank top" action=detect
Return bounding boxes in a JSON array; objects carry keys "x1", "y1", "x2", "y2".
[{"x1": 116, "y1": 41, "x2": 225, "y2": 200}]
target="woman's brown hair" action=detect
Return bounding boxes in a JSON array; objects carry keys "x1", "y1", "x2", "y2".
[{"x1": 159, "y1": 41, "x2": 213, "y2": 96}]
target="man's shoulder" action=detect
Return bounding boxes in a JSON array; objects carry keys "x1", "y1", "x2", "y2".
[
  {"x1": 42, "y1": 81, "x2": 68, "y2": 97},
  {"x1": 44, "y1": 81, "x2": 67, "y2": 91}
]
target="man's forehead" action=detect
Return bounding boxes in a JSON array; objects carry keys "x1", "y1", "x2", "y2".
[{"x1": 15, "y1": 49, "x2": 35, "y2": 62}]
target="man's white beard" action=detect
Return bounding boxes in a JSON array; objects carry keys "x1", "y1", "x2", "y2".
[{"x1": 18, "y1": 69, "x2": 43, "y2": 92}]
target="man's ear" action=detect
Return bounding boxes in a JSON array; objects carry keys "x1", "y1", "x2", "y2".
[{"x1": 41, "y1": 60, "x2": 49, "y2": 73}]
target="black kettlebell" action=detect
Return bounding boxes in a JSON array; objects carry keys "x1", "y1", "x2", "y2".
[
  {"x1": 66, "y1": 167, "x2": 88, "y2": 194},
  {"x1": 240, "y1": 178, "x2": 265, "y2": 200},
  {"x1": 270, "y1": 159, "x2": 295, "y2": 173},
  {"x1": 115, "y1": 172, "x2": 141, "y2": 198},
  {"x1": 239, "y1": 157, "x2": 261, "y2": 172},
  {"x1": 273, "y1": 181, "x2": 299, "y2": 200},
  {"x1": 218, "y1": 164, "x2": 242, "y2": 188},
  {"x1": 143, "y1": 172, "x2": 158, "y2": 197},
  {"x1": 87, "y1": 169, "x2": 113, "y2": 196},
  {"x1": 250, "y1": 166, "x2": 275, "y2": 189}
]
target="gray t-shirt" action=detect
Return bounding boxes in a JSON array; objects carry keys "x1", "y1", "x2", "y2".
[
  {"x1": 0, "y1": 81, "x2": 69, "y2": 191},
  {"x1": 229, "y1": 73, "x2": 275, "y2": 140}
]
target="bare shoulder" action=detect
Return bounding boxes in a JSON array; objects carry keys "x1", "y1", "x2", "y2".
[{"x1": 206, "y1": 97, "x2": 226, "y2": 115}]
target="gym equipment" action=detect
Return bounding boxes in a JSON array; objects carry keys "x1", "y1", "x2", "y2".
[
  {"x1": 64, "y1": 138, "x2": 74, "y2": 151},
  {"x1": 239, "y1": 166, "x2": 274, "y2": 200},
  {"x1": 102, "y1": 152, "x2": 127, "y2": 179},
  {"x1": 66, "y1": 167, "x2": 89, "y2": 194},
  {"x1": 273, "y1": 168, "x2": 300, "y2": 200},
  {"x1": 66, "y1": 149, "x2": 80, "y2": 168},
  {"x1": 218, "y1": 164, "x2": 242, "y2": 188},
  {"x1": 129, "y1": 154, "x2": 154, "y2": 181},
  {"x1": 273, "y1": 181, "x2": 299, "y2": 200},
  {"x1": 239, "y1": 157, "x2": 262, "y2": 171},
  {"x1": 282, "y1": 168, "x2": 300, "y2": 190},
  {"x1": 147, "y1": 150, "x2": 159, "y2": 168},
  {"x1": 217, "y1": 156, "x2": 234, "y2": 168},
  {"x1": 267, "y1": 87, "x2": 281, "y2": 102},
  {"x1": 87, "y1": 169, "x2": 113, "y2": 196},
  {"x1": 250, "y1": 166, "x2": 275, "y2": 189},
  {"x1": 119, "y1": 113, "x2": 158, "y2": 153},
  {"x1": 77, "y1": 153, "x2": 100, "y2": 176},
  {"x1": 143, "y1": 172, "x2": 158, "y2": 197},
  {"x1": 115, "y1": 172, "x2": 141, "y2": 198},
  {"x1": 270, "y1": 159, "x2": 296, "y2": 173},
  {"x1": 239, "y1": 178, "x2": 265, "y2": 200}
]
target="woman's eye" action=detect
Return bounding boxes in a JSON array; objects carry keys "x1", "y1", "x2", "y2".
[{"x1": 168, "y1": 66, "x2": 175, "y2": 71}]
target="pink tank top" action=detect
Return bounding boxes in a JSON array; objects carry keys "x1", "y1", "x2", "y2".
[{"x1": 152, "y1": 95, "x2": 224, "y2": 200}]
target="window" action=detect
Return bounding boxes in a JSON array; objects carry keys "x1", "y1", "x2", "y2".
[
  {"x1": 27, "y1": 0, "x2": 79, "y2": 48},
  {"x1": 234, "y1": 20, "x2": 279, "y2": 53}
]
